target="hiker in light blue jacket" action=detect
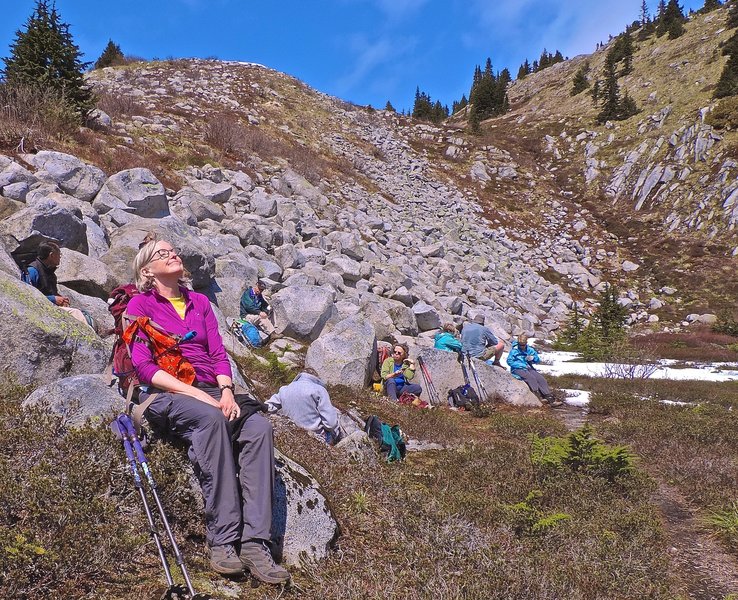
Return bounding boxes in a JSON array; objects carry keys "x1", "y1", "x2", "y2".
[
  {"x1": 434, "y1": 323, "x2": 463, "y2": 353},
  {"x1": 265, "y1": 371, "x2": 342, "y2": 444},
  {"x1": 506, "y1": 334, "x2": 561, "y2": 407}
]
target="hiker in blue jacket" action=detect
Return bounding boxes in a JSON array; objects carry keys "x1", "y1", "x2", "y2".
[
  {"x1": 506, "y1": 334, "x2": 561, "y2": 407},
  {"x1": 434, "y1": 323, "x2": 462, "y2": 353},
  {"x1": 239, "y1": 279, "x2": 276, "y2": 338}
]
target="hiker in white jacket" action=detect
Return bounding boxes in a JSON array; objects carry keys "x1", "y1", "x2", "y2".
[{"x1": 265, "y1": 371, "x2": 343, "y2": 444}]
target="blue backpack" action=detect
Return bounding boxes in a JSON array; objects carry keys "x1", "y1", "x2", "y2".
[{"x1": 231, "y1": 319, "x2": 263, "y2": 348}]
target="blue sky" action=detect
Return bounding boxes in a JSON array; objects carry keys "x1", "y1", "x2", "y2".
[{"x1": 1, "y1": 0, "x2": 708, "y2": 112}]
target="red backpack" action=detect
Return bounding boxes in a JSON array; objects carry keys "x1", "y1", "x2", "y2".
[{"x1": 107, "y1": 284, "x2": 140, "y2": 398}]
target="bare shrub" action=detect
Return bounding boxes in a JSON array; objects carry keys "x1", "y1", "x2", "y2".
[
  {"x1": 204, "y1": 115, "x2": 246, "y2": 154},
  {"x1": 95, "y1": 91, "x2": 148, "y2": 119},
  {"x1": 603, "y1": 340, "x2": 660, "y2": 380},
  {"x1": 0, "y1": 83, "x2": 78, "y2": 150}
]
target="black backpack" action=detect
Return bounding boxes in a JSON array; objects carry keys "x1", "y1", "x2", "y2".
[{"x1": 448, "y1": 384, "x2": 480, "y2": 411}]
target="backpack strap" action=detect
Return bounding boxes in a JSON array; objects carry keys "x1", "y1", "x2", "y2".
[{"x1": 128, "y1": 388, "x2": 159, "y2": 437}]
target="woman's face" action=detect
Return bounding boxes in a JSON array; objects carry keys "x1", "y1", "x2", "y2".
[
  {"x1": 143, "y1": 241, "x2": 183, "y2": 281},
  {"x1": 393, "y1": 346, "x2": 406, "y2": 361}
]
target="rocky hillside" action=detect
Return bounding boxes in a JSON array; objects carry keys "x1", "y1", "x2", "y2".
[{"x1": 2, "y1": 4, "x2": 737, "y2": 350}]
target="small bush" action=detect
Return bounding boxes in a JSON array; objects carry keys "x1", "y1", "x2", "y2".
[
  {"x1": 531, "y1": 426, "x2": 636, "y2": 482},
  {"x1": 501, "y1": 489, "x2": 571, "y2": 537},
  {"x1": 95, "y1": 91, "x2": 149, "y2": 119},
  {"x1": 0, "y1": 83, "x2": 78, "y2": 149},
  {"x1": 712, "y1": 313, "x2": 738, "y2": 337},
  {"x1": 204, "y1": 114, "x2": 247, "y2": 154},
  {"x1": 705, "y1": 96, "x2": 738, "y2": 130}
]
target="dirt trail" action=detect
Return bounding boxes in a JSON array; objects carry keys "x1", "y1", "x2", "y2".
[{"x1": 653, "y1": 482, "x2": 738, "y2": 600}]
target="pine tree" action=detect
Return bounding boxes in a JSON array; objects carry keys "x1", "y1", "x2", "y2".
[
  {"x1": 94, "y1": 39, "x2": 125, "y2": 69},
  {"x1": 657, "y1": 0, "x2": 686, "y2": 38},
  {"x1": 2, "y1": 0, "x2": 94, "y2": 118},
  {"x1": 468, "y1": 104, "x2": 481, "y2": 134},
  {"x1": 591, "y1": 80, "x2": 601, "y2": 103},
  {"x1": 593, "y1": 284, "x2": 628, "y2": 343},
  {"x1": 700, "y1": 0, "x2": 721, "y2": 13},
  {"x1": 517, "y1": 60, "x2": 530, "y2": 80},
  {"x1": 640, "y1": 0, "x2": 650, "y2": 25},
  {"x1": 619, "y1": 91, "x2": 639, "y2": 119},
  {"x1": 571, "y1": 62, "x2": 591, "y2": 95},
  {"x1": 714, "y1": 52, "x2": 738, "y2": 98},
  {"x1": 559, "y1": 303, "x2": 585, "y2": 347},
  {"x1": 597, "y1": 56, "x2": 621, "y2": 123},
  {"x1": 385, "y1": 100, "x2": 396, "y2": 112}
]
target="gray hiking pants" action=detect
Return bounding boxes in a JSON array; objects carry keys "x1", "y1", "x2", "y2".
[
  {"x1": 142, "y1": 386, "x2": 274, "y2": 546},
  {"x1": 512, "y1": 368, "x2": 551, "y2": 398}
]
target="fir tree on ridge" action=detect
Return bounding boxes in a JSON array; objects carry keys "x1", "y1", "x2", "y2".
[
  {"x1": 2, "y1": 0, "x2": 94, "y2": 118},
  {"x1": 94, "y1": 40, "x2": 125, "y2": 70}
]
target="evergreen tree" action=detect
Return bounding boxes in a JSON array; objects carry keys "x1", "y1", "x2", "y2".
[
  {"x1": 2, "y1": 0, "x2": 94, "y2": 118},
  {"x1": 94, "y1": 39, "x2": 125, "y2": 69},
  {"x1": 412, "y1": 86, "x2": 434, "y2": 120},
  {"x1": 640, "y1": 0, "x2": 650, "y2": 25},
  {"x1": 620, "y1": 91, "x2": 639, "y2": 118},
  {"x1": 571, "y1": 62, "x2": 591, "y2": 96},
  {"x1": 517, "y1": 59, "x2": 530, "y2": 80},
  {"x1": 591, "y1": 80, "x2": 601, "y2": 103},
  {"x1": 385, "y1": 100, "x2": 396, "y2": 112},
  {"x1": 597, "y1": 56, "x2": 621, "y2": 123},
  {"x1": 700, "y1": 0, "x2": 721, "y2": 13},
  {"x1": 484, "y1": 57, "x2": 493, "y2": 78},
  {"x1": 728, "y1": 2, "x2": 738, "y2": 28},
  {"x1": 558, "y1": 303, "x2": 585, "y2": 348},
  {"x1": 714, "y1": 52, "x2": 738, "y2": 98},
  {"x1": 656, "y1": 0, "x2": 686, "y2": 38},
  {"x1": 593, "y1": 284, "x2": 628, "y2": 343},
  {"x1": 657, "y1": 0, "x2": 668, "y2": 19},
  {"x1": 468, "y1": 104, "x2": 481, "y2": 134}
]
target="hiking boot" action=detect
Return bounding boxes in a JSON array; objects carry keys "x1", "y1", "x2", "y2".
[
  {"x1": 209, "y1": 543, "x2": 244, "y2": 575},
  {"x1": 239, "y1": 540, "x2": 290, "y2": 584},
  {"x1": 544, "y1": 394, "x2": 564, "y2": 408}
]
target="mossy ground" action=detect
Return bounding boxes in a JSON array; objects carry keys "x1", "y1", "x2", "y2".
[{"x1": 6, "y1": 356, "x2": 738, "y2": 598}]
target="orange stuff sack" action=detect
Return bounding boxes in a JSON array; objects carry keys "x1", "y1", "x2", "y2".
[{"x1": 122, "y1": 316, "x2": 196, "y2": 386}]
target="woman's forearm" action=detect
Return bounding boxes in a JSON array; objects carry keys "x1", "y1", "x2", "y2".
[{"x1": 149, "y1": 370, "x2": 220, "y2": 408}]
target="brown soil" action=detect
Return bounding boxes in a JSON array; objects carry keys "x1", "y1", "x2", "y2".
[{"x1": 653, "y1": 481, "x2": 738, "y2": 600}]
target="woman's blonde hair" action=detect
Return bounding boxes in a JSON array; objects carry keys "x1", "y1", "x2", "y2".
[
  {"x1": 442, "y1": 322, "x2": 457, "y2": 334},
  {"x1": 133, "y1": 240, "x2": 191, "y2": 292}
]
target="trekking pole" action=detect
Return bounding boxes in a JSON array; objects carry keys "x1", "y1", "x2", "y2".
[
  {"x1": 416, "y1": 357, "x2": 440, "y2": 405},
  {"x1": 111, "y1": 418, "x2": 176, "y2": 591},
  {"x1": 116, "y1": 414, "x2": 205, "y2": 599},
  {"x1": 466, "y1": 352, "x2": 489, "y2": 402}
]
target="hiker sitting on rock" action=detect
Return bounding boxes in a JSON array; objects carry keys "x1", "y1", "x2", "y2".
[
  {"x1": 25, "y1": 241, "x2": 92, "y2": 328},
  {"x1": 127, "y1": 239, "x2": 290, "y2": 585},
  {"x1": 461, "y1": 314, "x2": 504, "y2": 366},
  {"x1": 434, "y1": 322, "x2": 462, "y2": 353},
  {"x1": 381, "y1": 344, "x2": 422, "y2": 402},
  {"x1": 239, "y1": 279, "x2": 276, "y2": 339},
  {"x1": 265, "y1": 370, "x2": 343, "y2": 445},
  {"x1": 506, "y1": 334, "x2": 561, "y2": 407}
]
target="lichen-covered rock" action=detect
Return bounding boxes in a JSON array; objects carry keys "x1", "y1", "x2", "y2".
[
  {"x1": 93, "y1": 168, "x2": 169, "y2": 218},
  {"x1": 271, "y1": 449, "x2": 339, "y2": 567},
  {"x1": 272, "y1": 285, "x2": 336, "y2": 341},
  {"x1": 304, "y1": 315, "x2": 377, "y2": 388},
  {"x1": 22, "y1": 374, "x2": 124, "y2": 427},
  {"x1": 27, "y1": 151, "x2": 106, "y2": 202},
  {"x1": 0, "y1": 272, "x2": 108, "y2": 387}
]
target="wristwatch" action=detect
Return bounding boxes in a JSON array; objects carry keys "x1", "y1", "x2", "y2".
[{"x1": 219, "y1": 383, "x2": 236, "y2": 392}]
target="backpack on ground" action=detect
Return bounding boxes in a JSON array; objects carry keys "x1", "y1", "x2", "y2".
[
  {"x1": 448, "y1": 384, "x2": 481, "y2": 411},
  {"x1": 107, "y1": 284, "x2": 140, "y2": 399},
  {"x1": 231, "y1": 318, "x2": 263, "y2": 348},
  {"x1": 398, "y1": 391, "x2": 429, "y2": 409},
  {"x1": 365, "y1": 415, "x2": 406, "y2": 462}
]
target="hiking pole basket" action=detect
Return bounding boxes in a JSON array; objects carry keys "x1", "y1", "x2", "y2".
[{"x1": 113, "y1": 414, "x2": 212, "y2": 600}]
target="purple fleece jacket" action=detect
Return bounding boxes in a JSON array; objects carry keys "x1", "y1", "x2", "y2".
[{"x1": 126, "y1": 287, "x2": 232, "y2": 386}]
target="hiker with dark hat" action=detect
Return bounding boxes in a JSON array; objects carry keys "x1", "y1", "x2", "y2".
[
  {"x1": 239, "y1": 279, "x2": 276, "y2": 339},
  {"x1": 506, "y1": 334, "x2": 561, "y2": 407},
  {"x1": 380, "y1": 343, "x2": 422, "y2": 401},
  {"x1": 126, "y1": 239, "x2": 290, "y2": 585},
  {"x1": 460, "y1": 314, "x2": 504, "y2": 366},
  {"x1": 434, "y1": 322, "x2": 463, "y2": 353},
  {"x1": 25, "y1": 241, "x2": 93, "y2": 328},
  {"x1": 265, "y1": 370, "x2": 343, "y2": 444}
]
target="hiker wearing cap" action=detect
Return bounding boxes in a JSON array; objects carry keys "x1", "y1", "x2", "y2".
[
  {"x1": 434, "y1": 322, "x2": 463, "y2": 353},
  {"x1": 126, "y1": 239, "x2": 290, "y2": 584},
  {"x1": 265, "y1": 370, "x2": 343, "y2": 444},
  {"x1": 380, "y1": 344, "x2": 423, "y2": 401},
  {"x1": 239, "y1": 280, "x2": 276, "y2": 338},
  {"x1": 460, "y1": 314, "x2": 505, "y2": 366},
  {"x1": 507, "y1": 334, "x2": 561, "y2": 407},
  {"x1": 25, "y1": 241, "x2": 93, "y2": 328}
]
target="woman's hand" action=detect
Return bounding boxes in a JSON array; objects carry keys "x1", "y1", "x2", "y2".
[{"x1": 219, "y1": 388, "x2": 240, "y2": 421}]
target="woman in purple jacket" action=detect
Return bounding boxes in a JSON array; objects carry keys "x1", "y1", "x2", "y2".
[{"x1": 127, "y1": 239, "x2": 289, "y2": 584}]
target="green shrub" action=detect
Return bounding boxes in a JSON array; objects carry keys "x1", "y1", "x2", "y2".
[
  {"x1": 704, "y1": 501, "x2": 738, "y2": 550},
  {"x1": 500, "y1": 489, "x2": 571, "y2": 537},
  {"x1": 705, "y1": 96, "x2": 738, "y2": 129},
  {"x1": 712, "y1": 313, "x2": 738, "y2": 336},
  {"x1": 531, "y1": 426, "x2": 635, "y2": 482}
]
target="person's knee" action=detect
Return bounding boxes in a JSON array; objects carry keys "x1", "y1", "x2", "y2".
[
  {"x1": 495, "y1": 341, "x2": 505, "y2": 352},
  {"x1": 239, "y1": 413, "x2": 273, "y2": 443}
]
